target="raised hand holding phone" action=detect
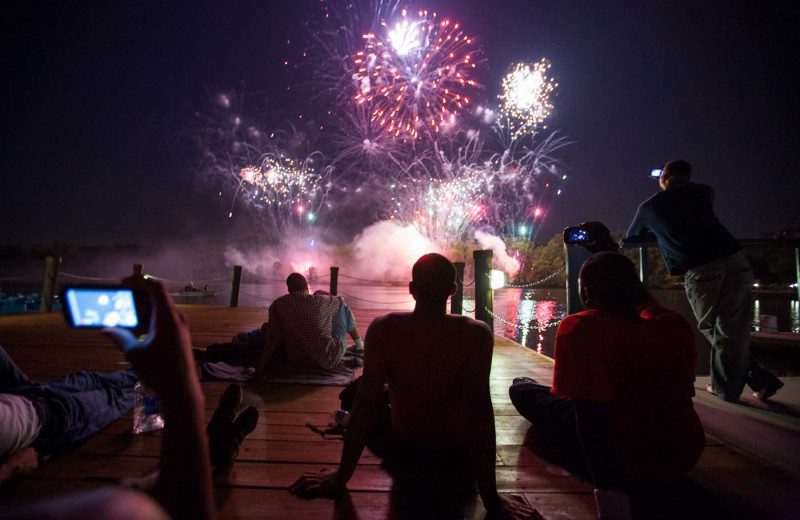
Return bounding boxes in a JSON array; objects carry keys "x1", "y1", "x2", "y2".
[
  {"x1": 102, "y1": 276, "x2": 215, "y2": 520},
  {"x1": 101, "y1": 277, "x2": 197, "y2": 402}
]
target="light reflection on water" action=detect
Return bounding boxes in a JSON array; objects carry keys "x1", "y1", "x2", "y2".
[{"x1": 173, "y1": 283, "x2": 796, "y2": 354}]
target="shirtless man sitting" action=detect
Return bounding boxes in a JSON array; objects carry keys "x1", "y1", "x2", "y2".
[{"x1": 290, "y1": 253, "x2": 543, "y2": 520}]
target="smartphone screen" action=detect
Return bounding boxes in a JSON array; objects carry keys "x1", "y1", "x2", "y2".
[
  {"x1": 564, "y1": 227, "x2": 590, "y2": 243},
  {"x1": 650, "y1": 168, "x2": 662, "y2": 178},
  {"x1": 64, "y1": 287, "x2": 139, "y2": 328}
]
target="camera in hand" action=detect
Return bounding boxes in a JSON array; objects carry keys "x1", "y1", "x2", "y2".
[
  {"x1": 563, "y1": 226, "x2": 591, "y2": 244},
  {"x1": 61, "y1": 286, "x2": 140, "y2": 328}
]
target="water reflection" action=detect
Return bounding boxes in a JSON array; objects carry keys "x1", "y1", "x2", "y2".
[
  {"x1": 170, "y1": 282, "x2": 794, "y2": 353},
  {"x1": 753, "y1": 299, "x2": 761, "y2": 332}
]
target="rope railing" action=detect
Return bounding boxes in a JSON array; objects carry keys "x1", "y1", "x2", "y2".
[
  {"x1": 146, "y1": 274, "x2": 230, "y2": 284},
  {"x1": 485, "y1": 307, "x2": 564, "y2": 333},
  {"x1": 338, "y1": 290, "x2": 415, "y2": 306},
  {"x1": 496, "y1": 266, "x2": 566, "y2": 289},
  {"x1": 0, "y1": 275, "x2": 29, "y2": 281},
  {"x1": 338, "y1": 273, "x2": 407, "y2": 284},
  {"x1": 236, "y1": 290, "x2": 272, "y2": 305},
  {"x1": 59, "y1": 271, "x2": 120, "y2": 282}
]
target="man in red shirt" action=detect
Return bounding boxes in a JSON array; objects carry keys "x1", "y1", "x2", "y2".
[{"x1": 509, "y1": 252, "x2": 704, "y2": 520}]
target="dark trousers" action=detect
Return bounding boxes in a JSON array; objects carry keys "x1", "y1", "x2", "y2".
[
  {"x1": 508, "y1": 378, "x2": 590, "y2": 479},
  {"x1": 1, "y1": 345, "x2": 136, "y2": 454}
]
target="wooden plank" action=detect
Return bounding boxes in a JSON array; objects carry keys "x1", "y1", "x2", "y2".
[{"x1": 3, "y1": 305, "x2": 800, "y2": 520}]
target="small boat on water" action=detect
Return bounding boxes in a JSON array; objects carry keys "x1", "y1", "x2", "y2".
[{"x1": 170, "y1": 285, "x2": 218, "y2": 298}]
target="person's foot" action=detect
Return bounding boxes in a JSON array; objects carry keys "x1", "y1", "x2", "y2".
[
  {"x1": 754, "y1": 380, "x2": 784, "y2": 402},
  {"x1": 706, "y1": 384, "x2": 740, "y2": 403},
  {"x1": 210, "y1": 406, "x2": 259, "y2": 470},
  {"x1": 207, "y1": 384, "x2": 243, "y2": 451},
  {"x1": 513, "y1": 377, "x2": 539, "y2": 386}
]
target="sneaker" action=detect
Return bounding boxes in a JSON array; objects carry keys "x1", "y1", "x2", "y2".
[
  {"x1": 754, "y1": 380, "x2": 784, "y2": 402},
  {"x1": 207, "y1": 384, "x2": 243, "y2": 451},
  {"x1": 211, "y1": 406, "x2": 259, "y2": 470}
]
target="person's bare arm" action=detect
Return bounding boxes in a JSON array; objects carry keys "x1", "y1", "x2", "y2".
[
  {"x1": 464, "y1": 324, "x2": 501, "y2": 511},
  {"x1": 467, "y1": 324, "x2": 545, "y2": 520},
  {"x1": 104, "y1": 277, "x2": 215, "y2": 520},
  {"x1": 289, "y1": 323, "x2": 387, "y2": 498}
]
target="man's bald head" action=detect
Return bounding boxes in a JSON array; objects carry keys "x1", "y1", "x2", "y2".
[
  {"x1": 286, "y1": 273, "x2": 309, "y2": 293},
  {"x1": 411, "y1": 253, "x2": 457, "y2": 305}
]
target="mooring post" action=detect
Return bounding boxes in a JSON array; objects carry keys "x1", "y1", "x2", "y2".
[
  {"x1": 330, "y1": 267, "x2": 339, "y2": 296},
  {"x1": 795, "y1": 247, "x2": 799, "y2": 302},
  {"x1": 473, "y1": 250, "x2": 493, "y2": 332},
  {"x1": 132, "y1": 264, "x2": 144, "y2": 277},
  {"x1": 451, "y1": 261, "x2": 465, "y2": 315},
  {"x1": 229, "y1": 265, "x2": 242, "y2": 308},
  {"x1": 40, "y1": 256, "x2": 60, "y2": 313},
  {"x1": 564, "y1": 244, "x2": 590, "y2": 315}
]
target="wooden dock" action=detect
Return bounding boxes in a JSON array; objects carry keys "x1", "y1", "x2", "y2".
[{"x1": 1, "y1": 306, "x2": 799, "y2": 519}]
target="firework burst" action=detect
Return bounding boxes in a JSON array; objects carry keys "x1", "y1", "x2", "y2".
[
  {"x1": 388, "y1": 168, "x2": 488, "y2": 246},
  {"x1": 238, "y1": 154, "x2": 330, "y2": 232},
  {"x1": 498, "y1": 59, "x2": 557, "y2": 141},
  {"x1": 353, "y1": 8, "x2": 480, "y2": 139}
]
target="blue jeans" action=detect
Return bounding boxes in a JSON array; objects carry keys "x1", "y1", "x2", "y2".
[
  {"x1": 685, "y1": 250, "x2": 779, "y2": 401},
  {"x1": 331, "y1": 303, "x2": 356, "y2": 358},
  {"x1": 0, "y1": 345, "x2": 136, "y2": 454}
]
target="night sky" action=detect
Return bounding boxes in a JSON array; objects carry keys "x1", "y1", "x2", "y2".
[{"x1": 2, "y1": 0, "x2": 797, "y2": 247}]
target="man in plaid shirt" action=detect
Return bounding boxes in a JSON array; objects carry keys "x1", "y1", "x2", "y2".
[{"x1": 254, "y1": 273, "x2": 362, "y2": 378}]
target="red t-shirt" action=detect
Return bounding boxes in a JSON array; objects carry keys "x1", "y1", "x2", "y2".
[{"x1": 552, "y1": 301, "x2": 704, "y2": 482}]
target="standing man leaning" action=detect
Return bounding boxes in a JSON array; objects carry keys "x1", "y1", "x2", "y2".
[{"x1": 622, "y1": 159, "x2": 783, "y2": 402}]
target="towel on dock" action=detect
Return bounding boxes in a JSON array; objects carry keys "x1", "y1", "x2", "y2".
[{"x1": 200, "y1": 347, "x2": 364, "y2": 386}]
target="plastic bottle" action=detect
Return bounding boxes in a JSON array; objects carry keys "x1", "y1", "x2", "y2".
[
  {"x1": 133, "y1": 381, "x2": 165, "y2": 434},
  {"x1": 334, "y1": 409, "x2": 350, "y2": 427}
]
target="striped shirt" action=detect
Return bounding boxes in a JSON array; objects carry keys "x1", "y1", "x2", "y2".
[{"x1": 267, "y1": 292, "x2": 345, "y2": 370}]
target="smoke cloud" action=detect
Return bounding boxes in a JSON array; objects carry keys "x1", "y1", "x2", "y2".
[
  {"x1": 473, "y1": 230, "x2": 520, "y2": 275},
  {"x1": 351, "y1": 221, "x2": 438, "y2": 282}
]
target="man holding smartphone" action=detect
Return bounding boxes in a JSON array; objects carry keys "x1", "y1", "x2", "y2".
[{"x1": 622, "y1": 159, "x2": 783, "y2": 403}]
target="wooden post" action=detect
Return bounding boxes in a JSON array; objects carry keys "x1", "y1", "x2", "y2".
[
  {"x1": 638, "y1": 246, "x2": 649, "y2": 286},
  {"x1": 40, "y1": 256, "x2": 60, "y2": 313},
  {"x1": 229, "y1": 265, "x2": 242, "y2": 308},
  {"x1": 795, "y1": 247, "x2": 799, "y2": 302},
  {"x1": 473, "y1": 250, "x2": 493, "y2": 332},
  {"x1": 330, "y1": 267, "x2": 339, "y2": 296},
  {"x1": 132, "y1": 264, "x2": 144, "y2": 277},
  {"x1": 565, "y1": 244, "x2": 590, "y2": 315},
  {"x1": 451, "y1": 261, "x2": 465, "y2": 315}
]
